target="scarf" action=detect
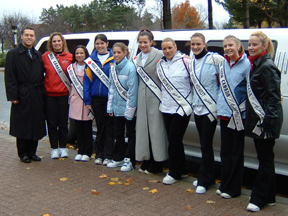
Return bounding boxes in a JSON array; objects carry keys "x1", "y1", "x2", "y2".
[
  {"x1": 195, "y1": 49, "x2": 208, "y2": 59},
  {"x1": 248, "y1": 51, "x2": 267, "y2": 71}
]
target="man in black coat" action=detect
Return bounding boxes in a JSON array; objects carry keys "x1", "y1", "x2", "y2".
[{"x1": 5, "y1": 26, "x2": 46, "y2": 163}]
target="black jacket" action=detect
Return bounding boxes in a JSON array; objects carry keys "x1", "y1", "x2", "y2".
[
  {"x1": 5, "y1": 43, "x2": 46, "y2": 140},
  {"x1": 245, "y1": 53, "x2": 283, "y2": 139}
]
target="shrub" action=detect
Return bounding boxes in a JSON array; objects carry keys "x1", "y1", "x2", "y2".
[{"x1": 0, "y1": 53, "x2": 6, "y2": 67}]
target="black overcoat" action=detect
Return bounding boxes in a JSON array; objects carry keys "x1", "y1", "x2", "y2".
[
  {"x1": 5, "y1": 43, "x2": 46, "y2": 140},
  {"x1": 245, "y1": 53, "x2": 283, "y2": 139}
]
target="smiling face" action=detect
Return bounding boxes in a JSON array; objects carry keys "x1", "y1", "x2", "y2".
[
  {"x1": 191, "y1": 36, "x2": 206, "y2": 56},
  {"x1": 75, "y1": 47, "x2": 86, "y2": 64},
  {"x1": 95, "y1": 39, "x2": 108, "y2": 54},
  {"x1": 223, "y1": 38, "x2": 240, "y2": 61},
  {"x1": 113, "y1": 47, "x2": 126, "y2": 63},
  {"x1": 52, "y1": 35, "x2": 63, "y2": 52},
  {"x1": 21, "y1": 29, "x2": 36, "y2": 49},
  {"x1": 138, "y1": 35, "x2": 152, "y2": 54},
  {"x1": 162, "y1": 41, "x2": 177, "y2": 60},
  {"x1": 248, "y1": 35, "x2": 267, "y2": 57}
]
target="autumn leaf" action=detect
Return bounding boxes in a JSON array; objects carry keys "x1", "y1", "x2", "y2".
[
  {"x1": 186, "y1": 189, "x2": 195, "y2": 194},
  {"x1": 148, "y1": 180, "x2": 161, "y2": 183},
  {"x1": 108, "y1": 182, "x2": 116, "y2": 185},
  {"x1": 206, "y1": 200, "x2": 216, "y2": 204},
  {"x1": 26, "y1": 167, "x2": 31, "y2": 170},
  {"x1": 124, "y1": 183, "x2": 130, "y2": 186},
  {"x1": 91, "y1": 189, "x2": 100, "y2": 195},
  {"x1": 149, "y1": 189, "x2": 158, "y2": 194},
  {"x1": 185, "y1": 206, "x2": 193, "y2": 211},
  {"x1": 126, "y1": 178, "x2": 133, "y2": 183},
  {"x1": 111, "y1": 177, "x2": 120, "y2": 182},
  {"x1": 117, "y1": 182, "x2": 123, "y2": 185},
  {"x1": 75, "y1": 188, "x2": 82, "y2": 192},
  {"x1": 99, "y1": 174, "x2": 107, "y2": 179},
  {"x1": 59, "y1": 158, "x2": 66, "y2": 161},
  {"x1": 142, "y1": 187, "x2": 149, "y2": 190},
  {"x1": 60, "y1": 177, "x2": 68, "y2": 181},
  {"x1": 43, "y1": 214, "x2": 51, "y2": 216}
]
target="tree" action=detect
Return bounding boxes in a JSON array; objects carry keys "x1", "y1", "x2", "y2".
[
  {"x1": 162, "y1": 0, "x2": 172, "y2": 29},
  {"x1": 208, "y1": 0, "x2": 213, "y2": 29},
  {"x1": 243, "y1": 0, "x2": 250, "y2": 28},
  {"x1": 172, "y1": 0, "x2": 204, "y2": 29}
]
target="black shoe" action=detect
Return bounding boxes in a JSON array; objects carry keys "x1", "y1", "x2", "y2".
[
  {"x1": 21, "y1": 156, "x2": 31, "y2": 163},
  {"x1": 30, "y1": 155, "x2": 41, "y2": 161}
]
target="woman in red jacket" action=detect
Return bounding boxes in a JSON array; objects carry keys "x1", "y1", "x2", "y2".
[{"x1": 42, "y1": 32, "x2": 73, "y2": 159}]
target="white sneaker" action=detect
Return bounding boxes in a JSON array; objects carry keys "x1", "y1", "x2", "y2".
[
  {"x1": 107, "y1": 160, "x2": 124, "y2": 168},
  {"x1": 267, "y1": 202, "x2": 275, "y2": 206},
  {"x1": 216, "y1": 189, "x2": 222, "y2": 196},
  {"x1": 221, "y1": 192, "x2": 232, "y2": 199},
  {"x1": 59, "y1": 148, "x2": 69, "y2": 158},
  {"x1": 103, "y1": 159, "x2": 111, "y2": 166},
  {"x1": 94, "y1": 158, "x2": 102, "y2": 165},
  {"x1": 120, "y1": 158, "x2": 134, "y2": 172},
  {"x1": 144, "y1": 170, "x2": 153, "y2": 175},
  {"x1": 247, "y1": 203, "x2": 260, "y2": 212},
  {"x1": 51, "y1": 149, "x2": 60, "y2": 159},
  {"x1": 138, "y1": 168, "x2": 145, "y2": 173},
  {"x1": 75, "y1": 154, "x2": 82, "y2": 161},
  {"x1": 163, "y1": 173, "x2": 177, "y2": 185},
  {"x1": 196, "y1": 186, "x2": 206, "y2": 194},
  {"x1": 81, "y1": 155, "x2": 90, "y2": 162},
  {"x1": 193, "y1": 180, "x2": 198, "y2": 187}
]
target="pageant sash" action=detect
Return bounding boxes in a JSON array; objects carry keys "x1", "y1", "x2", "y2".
[
  {"x1": 133, "y1": 56, "x2": 162, "y2": 101},
  {"x1": 110, "y1": 64, "x2": 128, "y2": 101},
  {"x1": 85, "y1": 57, "x2": 109, "y2": 88},
  {"x1": 219, "y1": 61, "x2": 244, "y2": 131},
  {"x1": 156, "y1": 59, "x2": 192, "y2": 116},
  {"x1": 189, "y1": 59, "x2": 217, "y2": 122},
  {"x1": 47, "y1": 52, "x2": 71, "y2": 92}
]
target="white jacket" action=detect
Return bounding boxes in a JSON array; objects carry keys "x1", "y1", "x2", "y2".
[{"x1": 157, "y1": 52, "x2": 192, "y2": 116}]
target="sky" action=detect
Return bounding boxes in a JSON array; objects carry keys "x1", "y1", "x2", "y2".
[{"x1": 0, "y1": 0, "x2": 230, "y2": 24}]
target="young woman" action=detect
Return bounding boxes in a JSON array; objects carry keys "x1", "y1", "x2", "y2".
[
  {"x1": 157, "y1": 38, "x2": 192, "y2": 185},
  {"x1": 245, "y1": 31, "x2": 283, "y2": 212},
  {"x1": 106, "y1": 43, "x2": 138, "y2": 172},
  {"x1": 42, "y1": 32, "x2": 73, "y2": 159},
  {"x1": 189, "y1": 33, "x2": 224, "y2": 194},
  {"x1": 83, "y1": 34, "x2": 115, "y2": 165},
  {"x1": 67, "y1": 45, "x2": 93, "y2": 162},
  {"x1": 134, "y1": 29, "x2": 168, "y2": 174},
  {"x1": 217, "y1": 35, "x2": 250, "y2": 199}
]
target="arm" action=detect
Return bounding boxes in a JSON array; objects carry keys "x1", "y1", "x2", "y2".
[{"x1": 107, "y1": 68, "x2": 115, "y2": 115}]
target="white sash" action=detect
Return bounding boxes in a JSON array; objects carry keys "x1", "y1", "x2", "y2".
[
  {"x1": 133, "y1": 56, "x2": 162, "y2": 101},
  {"x1": 110, "y1": 64, "x2": 128, "y2": 101},
  {"x1": 47, "y1": 52, "x2": 71, "y2": 92},
  {"x1": 219, "y1": 61, "x2": 244, "y2": 131},
  {"x1": 247, "y1": 74, "x2": 265, "y2": 136},
  {"x1": 156, "y1": 59, "x2": 192, "y2": 116},
  {"x1": 67, "y1": 64, "x2": 94, "y2": 120},
  {"x1": 85, "y1": 57, "x2": 109, "y2": 88},
  {"x1": 189, "y1": 59, "x2": 217, "y2": 122}
]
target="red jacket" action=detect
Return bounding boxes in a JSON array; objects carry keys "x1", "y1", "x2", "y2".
[{"x1": 42, "y1": 51, "x2": 73, "y2": 96}]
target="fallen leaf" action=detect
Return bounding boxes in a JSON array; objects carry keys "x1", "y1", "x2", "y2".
[
  {"x1": 99, "y1": 174, "x2": 107, "y2": 179},
  {"x1": 111, "y1": 177, "x2": 120, "y2": 182},
  {"x1": 59, "y1": 158, "x2": 66, "y2": 161},
  {"x1": 117, "y1": 182, "x2": 123, "y2": 185},
  {"x1": 142, "y1": 187, "x2": 149, "y2": 190},
  {"x1": 26, "y1": 167, "x2": 31, "y2": 170},
  {"x1": 206, "y1": 200, "x2": 216, "y2": 204},
  {"x1": 43, "y1": 214, "x2": 51, "y2": 216},
  {"x1": 124, "y1": 183, "x2": 130, "y2": 186},
  {"x1": 60, "y1": 177, "x2": 68, "y2": 181},
  {"x1": 75, "y1": 188, "x2": 82, "y2": 192},
  {"x1": 126, "y1": 178, "x2": 133, "y2": 183},
  {"x1": 149, "y1": 189, "x2": 158, "y2": 194},
  {"x1": 91, "y1": 189, "x2": 100, "y2": 195},
  {"x1": 186, "y1": 189, "x2": 195, "y2": 194},
  {"x1": 148, "y1": 180, "x2": 161, "y2": 183},
  {"x1": 185, "y1": 206, "x2": 193, "y2": 210},
  {"x1": 108, "y1": 182, "x2": 116, "y2": 185}
]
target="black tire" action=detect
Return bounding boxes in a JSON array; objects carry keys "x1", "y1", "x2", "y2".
[{"x1": 66, "y1": 118, "x2": 76, "y2": 143}]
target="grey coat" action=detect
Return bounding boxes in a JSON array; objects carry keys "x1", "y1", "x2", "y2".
[{"x1": 135, "y1": 47, "x2": 168, "y2": 161}]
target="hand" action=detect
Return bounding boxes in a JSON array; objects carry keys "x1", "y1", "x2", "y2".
[
  {"x1": 86, "y1": 105, "x2": 91, "y2": 110},
  {"x1": 11, "y1": 100, "x2": 19, "y2": 104},
  {"x1": 281, "y1": 96, "x2": 283, "y2": 105},
  {"x1": 260, "y1": 119, "x2": 273, "y2": 139},
  {"x1": 109, "y1": 113, "x2": 114, "y2": 117}
]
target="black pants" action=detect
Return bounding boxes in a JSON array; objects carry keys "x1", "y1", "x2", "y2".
[
  {"x1": 194, "y1": 114, "x2": 217, "y2": 188},
  {"x1": 163, "y1": 113, "x2": 190, "y2": 180},
  {"x1": 45, "y1": 95, "x2": 69, "y2": 149},
  {"x1": 91, "y1": 97, "x2": 114, "y2": 159},
  {"x1": 16, "y1": 138, "x2": 38, "y2": 158},
  {"x1": 219, "y1": 120, "x2": 244, "y2": 197},
  {"x1": 75, "y1": 120, "x2": 93, "y2": 157},
  {"x1": 250, "y1": 138, "x2": 276, "y2": 208},
  {"x1": 113, "y1": 116, "x2": 136, "y2": 165}
]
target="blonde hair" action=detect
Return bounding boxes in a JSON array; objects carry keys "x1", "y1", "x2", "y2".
[
  {"x1": 161, "y1": 38, "x2": 177, "y2": 48},
  {"x1": 191, "y1": 32, "x2": 207, "y2": 51},
  {"x1": 47, "y1": 32, "x2": 69, "y2": 53},
  {"x1": 250, "y1": 30, "x2": 274, "y2": 57},
  {"x1": 224, "y1": 35, "x2": 245, "y2": 54},
  {"x1": 112, "y1": 42, "x2": 129, "y2": 58}
]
